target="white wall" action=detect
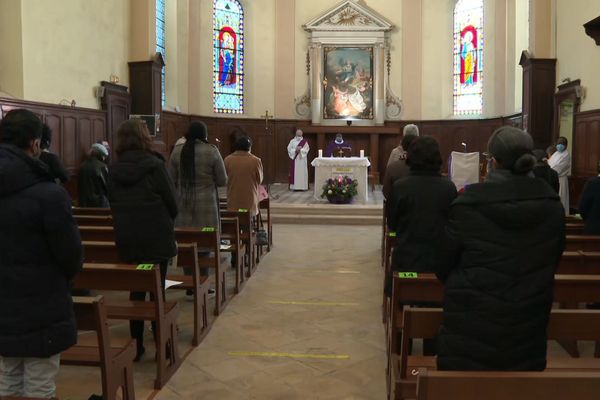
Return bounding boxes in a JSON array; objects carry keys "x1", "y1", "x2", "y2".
[
  {"x1": 20, "y1": 0, "x2": 130, "y2": 109},
  {"x1": 556, "y1": 0, "x2": 600, "y2": 112}
]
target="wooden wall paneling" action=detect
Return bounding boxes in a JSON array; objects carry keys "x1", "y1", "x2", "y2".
[
  {"x1": 61, "y1": 115, "x2": 78, "y2": 173},
  {"x1": 78, "y1": 117, "x2": 93, "y2": 170},
  {"x1": 571, "y1": 109, "x2": 600, "y2": 207},
  {"x1": 100, "y1": 82, "x2": 131, "y2": 155}
]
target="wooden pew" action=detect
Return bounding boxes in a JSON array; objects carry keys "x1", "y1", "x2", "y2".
[
  {"x1": 72, "y1": 263, "x2": 181, "y2": 389},
  {"x1": 62, "y1": 296, "x2": 136, "y2": 400},
  {"x1": 78, "y1": 226, "x2": 228, "y2": 316},
  {"x1": 174, "y1": 228, "x2": 228, "y2": 316},
  {"x1": 566, "y1": 223, "x2": 584, "y2": 236},
  {"x1": 75, "y1": 214, "x2": 113, "y2": 226},
  {"x1": 82, "y1": 241, "x2": 210, "y2": 346},
  {"x1": 558, "y1": 251, "x2": 600, "y2": 274},
  {"x1": 258, "y1": 195, "x2": 273, "y2": 252},
  {"x1": 73, "y1": 207, "x2": 111, "y2": 216},
  {"x1": 414, "y1": 368, "x2": 600, "y2": 400},
  {"x1": 221, "y1": 217, "x2": 245, "y2": 294},
  {"x1": 387, "y1": 274, "x2": 600, "y2": 400},
  {"x1": 382, "y1": 231, "x2": 397, "y2": 324},
  {"x1": 565, "y1": 235, "x2": 600, "y2": 251},
  {"x1": 221, "y1": 209, "x2": 257, "y2": 275},
  {"x1": 394, "y1": 307, "x2": 600, "y2": 400}
]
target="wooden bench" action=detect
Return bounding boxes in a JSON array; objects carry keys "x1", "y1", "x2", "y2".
[
  {"x1": 414, "y1": 368, "x2": 600, "y2": 400},
  {"x1": 382, "y1": 231, "x2": 397, "y2": 324},
  {"x1": 174, "y1": 228, "x2": 228, "y2": 316},
  {"x1": 78, "y1": 225, "x2": 228, "y2": 316},
  {"x1": 393, "y1": 307, "x2": 600, "y2": 400},
  {"x1": 62, "y1": 296, "x2": 136, "y2": 400},
  {"x1": 73, "y1": 207, "x2": 111, "y2": 216},
  {"x1": 82, "y1": 241, "x2": 210, "y2": 346},
  {"x1": 72, "y1": 263, "x2": 181, "y2": 389},
  {"x1": 566, "y1": 223, "x2": 584, "y2": 235},
  {"x1": 558, "y1": 251, "x2": 600, "y2": 274},
  {"x1": 75, "y1": 214, "x2": 113, "y2": 226},
  {"x1": 388, "y1": 274, "x2": 600, "y2": 399},
  {"x1": 221, "y1": 209, "x2": 257, "y2": 275},
  {"x1": 565, "y1": 235, "x2": 600, "y2": 251},
  {"x1": 221, "y1": 216, "x2": 246, "y2": 293},
  {"x1": 258, "y1": 195, "x2": 273, "y2": 252}
]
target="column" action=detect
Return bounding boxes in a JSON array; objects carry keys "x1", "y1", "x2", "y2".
[
  {"x1": 374, "y1": 43, "x2": 385, "y2": 125},
  {"x1": 401, "y1": 0, "x2": 423, "y2": 119},
  {"x1": 311, "y1": 43, "x2": 323, "y2": 124}
]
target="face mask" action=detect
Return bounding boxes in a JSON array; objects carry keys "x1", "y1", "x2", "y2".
[
  {"x1": 335, "y1": 138, "x2": 343, "y2": 144},
  {"x1": 556, "y1": 144, "x2": 566, "y2": 153}
]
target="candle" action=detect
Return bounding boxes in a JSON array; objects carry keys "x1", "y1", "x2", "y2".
[
  {"x1": 318, "y1": 149, "x2": 323, "y2": 158},
  {"x1": 360, "y1": 149, "x2": 365, "y2": 158}
]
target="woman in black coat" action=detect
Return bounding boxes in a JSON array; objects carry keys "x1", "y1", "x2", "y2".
[
  {"x1": 437, "y1": 127, "x2": 565, "y2": 371},
  {"x1": 387, "y1": 136, "x2": 457, "y2": 285},
  {"x1": 108, "y1": 119, "x2": 178, "y2": 360},
  {"x1": 0, "y1": 109, "x2": 82, "y2": 398}
]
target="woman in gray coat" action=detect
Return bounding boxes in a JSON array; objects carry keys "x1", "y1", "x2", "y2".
[{"x1": 168, "y1": 122, "x2": 227, "y2": 230}]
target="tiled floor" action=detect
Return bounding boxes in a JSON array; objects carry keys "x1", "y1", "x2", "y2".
[{"x1": 156, "y1": 224, "x2": 385, "y2": 400}]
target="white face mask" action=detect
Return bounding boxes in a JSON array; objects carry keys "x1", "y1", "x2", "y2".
[{"x1": 335, "y1": 138, "x2": 343, "y2": 144}]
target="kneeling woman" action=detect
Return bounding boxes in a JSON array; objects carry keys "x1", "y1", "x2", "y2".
[{"x1": 437, "y1": 127, "x2": 565, "y2": 371}]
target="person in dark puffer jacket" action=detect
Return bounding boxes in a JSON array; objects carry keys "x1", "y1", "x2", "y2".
[
  {"x1": 437, "y1": 126, "x2": 565, "y2": 371},
  {"x1": 0, "y1": 109, "x2": 83, "y2": 398},
  {"x1": 108, "y1": 119, "x2": 178, "y2": 361}
]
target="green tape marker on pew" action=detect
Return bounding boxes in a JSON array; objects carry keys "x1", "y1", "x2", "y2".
[
  {"x1": 136, "y1": 264, "x2": 154, "y2": 270},
  {"x1": 238, "y1": 208, "x2": 248, "y2": 213},
  {"x1": 201, "y1": 227, "x2": 216, "y2": 232},
  {"x1": 388, "y1": 232, "x2": 397, "y2": 237},
  {"x1": 398, "y1": 272, "x2": 418, "y2": 278}
]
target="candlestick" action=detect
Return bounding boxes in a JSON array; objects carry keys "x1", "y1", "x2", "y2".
[
  {"x1": 360, "y1": 149, "x2": 365, "y2": 158},
  {"x1": 318, "y1": 149, "x2": 323, "y2": 158}
]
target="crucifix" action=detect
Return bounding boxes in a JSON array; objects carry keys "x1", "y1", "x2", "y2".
[{"x1": 261, "y1": 110, "x2": 274, "y2": 130}]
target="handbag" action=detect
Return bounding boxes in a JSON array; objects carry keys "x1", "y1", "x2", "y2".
[{"x1": 256, "y1": 211, "x2": 269, "y2": 246}]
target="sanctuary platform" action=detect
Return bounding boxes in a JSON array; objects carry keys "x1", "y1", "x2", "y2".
[{"x1": 269, "y1": 183, "x2": 384, "y2": 226}]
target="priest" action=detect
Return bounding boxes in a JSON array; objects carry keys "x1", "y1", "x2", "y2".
[
  {"x1": 326, "y1": 133, "x2": 352, "y2": 157},
  {"x1": 287, "y1": 129, "x2": 310, "y2": 191},
  {"x1": 548, "y1": 136, "x2": 571, "y2": 214}
]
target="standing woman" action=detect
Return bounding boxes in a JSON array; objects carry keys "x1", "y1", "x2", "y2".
[
  {"x1": 108, "y1": 119, "x2": 178, "y2": 360},
  {"x1": 168, "y1": 121, "x2": 227, "y2": 231},
  {"x1": 437, "y1": 127, "x2": 565, "y2": 371}
]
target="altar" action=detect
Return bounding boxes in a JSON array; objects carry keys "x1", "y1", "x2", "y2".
[{"x1": 311, "y1": 157, "x2": 371, "y2": 202}]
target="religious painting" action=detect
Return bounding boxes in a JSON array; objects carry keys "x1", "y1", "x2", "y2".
[
  {"x1": 453, "y1": 0, "x2": 484, "y2": 116},
  {"x1": 323, "y1": 47, "x2": 373, "y2": 120},
  {"x1": 213, "y1": 0, "x2": 245, "y2": 114}
]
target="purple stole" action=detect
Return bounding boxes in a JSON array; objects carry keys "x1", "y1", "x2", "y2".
[{"x1": 290, "y1": 138, "x2": 308, "y2": 185}]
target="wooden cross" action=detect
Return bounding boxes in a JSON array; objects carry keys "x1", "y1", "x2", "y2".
[{"x1": 261, "y1": 110, "x2": 274, "y2": 130}]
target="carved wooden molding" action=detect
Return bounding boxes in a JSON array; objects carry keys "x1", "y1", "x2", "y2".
[{"x1": 584, "y1": 16, "x2": 600, "y2": 46}]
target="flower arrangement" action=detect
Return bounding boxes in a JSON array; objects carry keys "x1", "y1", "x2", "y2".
[{"x1": 321, "y1": 175, "x2": 358, "y2": 204}]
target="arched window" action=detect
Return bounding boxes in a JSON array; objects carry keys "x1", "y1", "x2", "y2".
[
  {"x1": 213, "y1": 0, "x2": 244, "y2": 114},
  {"x1": 453, "y1": 0, "x2": 483, "y2": 116},
  {"x1": 156, "y1": 0, "x2": 166, "y2": 107}
]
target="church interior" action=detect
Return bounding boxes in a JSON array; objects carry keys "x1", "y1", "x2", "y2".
[{"x1": 2, "y1": 0, "x2": 600, "y2": 399}]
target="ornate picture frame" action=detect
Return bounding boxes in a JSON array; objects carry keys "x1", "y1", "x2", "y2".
[{"x1": 323, "y1": 47, "x2": 374, "y2": 120}]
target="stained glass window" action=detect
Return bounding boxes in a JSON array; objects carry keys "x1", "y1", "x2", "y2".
[
  {"x1": 453, "y1": 0, "x2": 483, "y2": 116},
  {"x1": 156, "y1": 0, "x2": 166, "y2": 107},
  {"x1": 213, "y1": 0, "x2": 244, "y2": 114}
]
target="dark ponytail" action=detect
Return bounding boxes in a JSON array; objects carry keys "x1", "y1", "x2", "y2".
[
  {"x1": 511, "y1": 153, "x2": 536, "y2": 175},
  {"x1": 180, "y1": 122, "x2": 209, "y2": 207}
]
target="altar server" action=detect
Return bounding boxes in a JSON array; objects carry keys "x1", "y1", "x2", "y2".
[
  {"x1": 287, "y1": 129, "x2": 309, "y2": 191},
  {"x1": 548, "y1": 136, "x2": 571, "y2": 214}
]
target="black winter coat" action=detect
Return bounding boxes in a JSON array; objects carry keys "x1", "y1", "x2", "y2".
[
  {"x1": 108, "y1": 150, "x2": 178, "y2": 263},
  {"x1": 579, "y1": 176, "x2": 600, "y2": 234},
  {"x1": 388, "y1": 171, "x2": 457, "y2": 275},
  {"x1": 78, "y1": 156, "x2": 109, "y2": 207},
  {"x1": 437, "y1": 176, "x2": 565, "y2": 371},
  {"x1": 0, "y1": 144, "x2": 83, "y2": 357},
  {"x1": 532, "y1": 163, "x2": 559, "y2": 194}
]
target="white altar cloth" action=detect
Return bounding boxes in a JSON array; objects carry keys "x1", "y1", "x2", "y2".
[{"x1": 311, "y1": 157, "x2": 371, "y2": 202}]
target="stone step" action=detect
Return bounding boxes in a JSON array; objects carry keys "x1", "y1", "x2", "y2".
[{"x1": 272, "y1": 213, "x2": 383, "y2": 226}]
